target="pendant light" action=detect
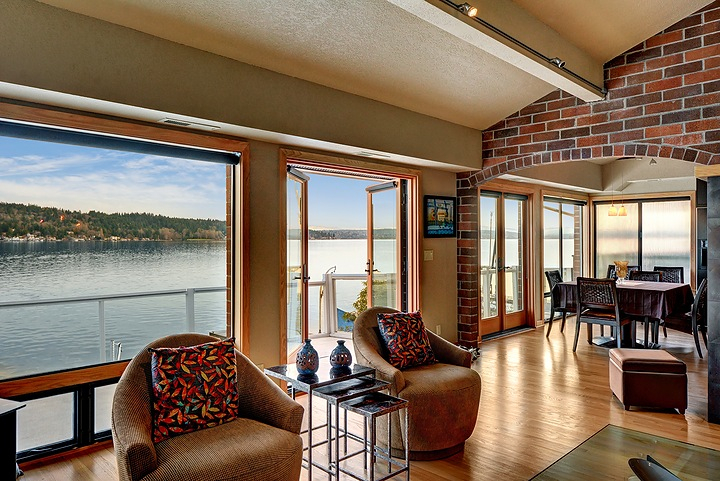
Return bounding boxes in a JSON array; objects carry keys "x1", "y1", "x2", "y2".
[{"x1": 608, "y1": 162, "x2": 617, "y2": 216}]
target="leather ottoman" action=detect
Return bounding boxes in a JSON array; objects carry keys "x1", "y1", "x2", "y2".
[{"x1": 608, "y1": 348, "x2": 687, "y2": 414}]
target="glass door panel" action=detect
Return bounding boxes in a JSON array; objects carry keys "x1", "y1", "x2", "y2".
[
  {"x1": 367, "y1": 181, "x2": 399, "y2": 308},
  {"x1": 504, "y1": 198, "x2": 524, "y2": 316},
  {"x1": 287, "y1": 168, "x2": 309, "y2": 360},
  {"x1": 480, "y1": 196, "x2": 499, "y2": 332},
  {"x1": 641, "y1": 200, "x2": 691, "y2": 279}
]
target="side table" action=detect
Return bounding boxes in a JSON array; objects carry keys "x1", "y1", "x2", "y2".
[
  {"x1": 0, "y1": 398, "x2": 26, "y2": 480},
  {"x1": 264, "y1": 363, "x2": 376, "y2": 479},
  {"x1": 340, "y1": 392, "x2": 409, "y2": 481}
]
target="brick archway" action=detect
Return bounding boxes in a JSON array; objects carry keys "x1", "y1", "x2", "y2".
[{"x1": 455, "y1": 1, "x2": 720, "y2": 347}]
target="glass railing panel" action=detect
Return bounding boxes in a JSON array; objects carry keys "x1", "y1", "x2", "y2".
[
  {"x1": 308, "y1": 284, "x2": 322, "y2": 336},
  {"x1": 334, "y1": 278, "x2": 366, "y2": 333}
]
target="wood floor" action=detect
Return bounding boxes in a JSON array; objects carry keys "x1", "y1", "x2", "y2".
[{"x1": 20, "y1": 323, "x2": 720, "y2": 480}]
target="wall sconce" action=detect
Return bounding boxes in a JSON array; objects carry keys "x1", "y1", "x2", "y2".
[{"x1": 458, "y1": 2, "x2": 478, "y2": 17}]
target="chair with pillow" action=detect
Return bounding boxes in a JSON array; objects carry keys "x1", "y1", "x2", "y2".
[
  {"x1": 112, "y1": 333, "x2": 304, "y2": 481},
  {"x1": 352, "y1": 307, "x2": 482, "y2": 460}
]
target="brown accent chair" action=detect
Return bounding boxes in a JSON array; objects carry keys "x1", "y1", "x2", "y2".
[
  {"x1": 352, "y1": 307, "x2": 482, "y2": 460},
  {"x1": 111, "y1": 333, "x2": 304, "y2": 481}
]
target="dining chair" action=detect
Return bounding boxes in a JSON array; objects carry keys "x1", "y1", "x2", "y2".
[
  {"x1": 653, "y1": 266, "x2": 684, "y2": 284},
  {"x1": 606, "y1": 264, "x2": 640, "y2": 280},
  {"x1": 662, "y1": 278, "x2": 708, "y2": 358},
  {"x1": 544, "y1": 270, "x2": 573, "y2": 337},
  {"x1": 629, "y1": 270, "x2": 662, "y2": 281},
  {"x1": 574, "y1": 277, "x2": 635, "y2": 352}
]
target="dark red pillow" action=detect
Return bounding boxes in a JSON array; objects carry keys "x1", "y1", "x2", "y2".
[
  {"x1": 377, "y1": 311, "x2": 437, "y2": 369},
  {"x1": 149, "y1": 338, "x2": 239, "y2": 443}
]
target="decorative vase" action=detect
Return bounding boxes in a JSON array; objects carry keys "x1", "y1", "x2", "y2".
[
  {"x1": 295, "y1": 339, "x2": 319, "y2": 375},
  {"x1": 329, "y1": 340, "x2": 352, "y2": 368},
  {"x1": 614, "y1": 260, "x2": 629, "y2": 280}
]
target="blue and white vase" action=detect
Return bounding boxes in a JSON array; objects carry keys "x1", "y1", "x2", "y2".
[
  {"x1": 296, "y1": 339, "x2": 319, "y2": 375},
  {"x1": 329, "y1": 340, "x2": 352, "y2": 368}
]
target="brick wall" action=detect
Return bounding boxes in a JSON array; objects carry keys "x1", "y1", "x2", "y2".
[{"x1": 456, "y1": 1, "x2": 720, "y2": 347}]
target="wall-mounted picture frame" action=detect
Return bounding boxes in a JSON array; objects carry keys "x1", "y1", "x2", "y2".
[{"x1": 424, "y1": 195, "x2": 456, "y2": 238}]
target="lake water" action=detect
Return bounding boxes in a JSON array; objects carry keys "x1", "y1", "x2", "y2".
[{"x1": 0, "y1": 239, "x2": 387, "y2": 379}]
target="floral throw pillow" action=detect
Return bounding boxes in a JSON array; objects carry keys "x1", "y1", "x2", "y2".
[
  {"x1": 149, "y1": 338, "x2": 239, "y2": 443},
  {"x1": 377, "y1": 311, "x2": 437, "y2": 369}
]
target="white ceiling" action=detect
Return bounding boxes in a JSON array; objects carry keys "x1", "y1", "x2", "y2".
[{"x1": 37, "y1": 0, "x2": 712, "y2": 131}]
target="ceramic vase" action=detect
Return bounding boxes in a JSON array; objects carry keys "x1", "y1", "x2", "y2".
[
  {"x1": 295, "y1": 339, "x2": 319, "y2": 375},
  {"x1": 329, "y1": 340, "x2": 352, "y2": 368}
]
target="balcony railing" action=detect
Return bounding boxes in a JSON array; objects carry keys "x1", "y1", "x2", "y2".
[{"x1": 0, "y1": 286, "x2": 225, "y2": 364}]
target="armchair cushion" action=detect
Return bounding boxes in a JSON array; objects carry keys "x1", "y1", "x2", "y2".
[
  {"x1": 377, "y1": 311, "x2": 437, "y2": 369},
  {"x1": 149, "y1": 338, "x2": 239, "y2": 442}
]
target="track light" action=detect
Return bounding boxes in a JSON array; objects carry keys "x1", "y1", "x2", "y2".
[
  {"x1": 458, "y1": 2, "x2": 478, "y2": 17},
  {"x1": 549, "y1": 57, "x2": 566, "y2": 68}
]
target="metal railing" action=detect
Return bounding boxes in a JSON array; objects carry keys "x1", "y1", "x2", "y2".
[
  {"x1": 0, "y1": 286, "x2": 226, "y2": 362},
  {"x1": 309, "y1": 272, "x2": 366, "y2": 335}
]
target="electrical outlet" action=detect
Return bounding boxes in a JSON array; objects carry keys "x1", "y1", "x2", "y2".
[{"x1": 436, "y1": 324, "x2": 442, "y2": 336}]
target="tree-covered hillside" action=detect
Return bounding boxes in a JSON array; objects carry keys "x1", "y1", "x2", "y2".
[{"x1": 0, "y1": 203, "x2": 225, "y2": 241}]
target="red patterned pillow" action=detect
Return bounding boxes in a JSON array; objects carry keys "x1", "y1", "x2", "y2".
[
  {"x1": 377, "y1": 311, "x2": 437, "y2": 369},
  {"x1": 149, "y1": 338, "x2": 239, "y2": 443}
]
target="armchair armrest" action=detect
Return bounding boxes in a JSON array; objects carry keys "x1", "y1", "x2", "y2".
[
  {"x1": 353, "y1": 334, "x2": 405, "y2": 394},
  {"x1": 111, "y1": 367, "x2": 157, "y2": 481},
  {"x1": 236, "y1": 353, "x2": 304, "y2": 434},
  {"x1": 427, "y1": 331, "x2": 472, "y2": 367}
]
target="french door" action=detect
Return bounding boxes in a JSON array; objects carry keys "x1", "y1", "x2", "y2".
[
  {"x1": 286, "y1": 167, "x2": 309, "y2": 360},
  {"x1": 480, "y1": 191, "x2": 528, "y2": 335},
  {"x1": 366, "y1": 181, "x2": 401, "y2": 309}
]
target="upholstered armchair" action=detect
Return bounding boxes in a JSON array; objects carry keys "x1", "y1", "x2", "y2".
[
  {"x1": 352, "y1": 307, "x2": 482, "y2": 460},
  {"x1": 111, "y1": 333, "x2": 304, "y2": 481}
]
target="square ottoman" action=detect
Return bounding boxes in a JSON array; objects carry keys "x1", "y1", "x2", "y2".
[{"x1": 609, "y1": 348, "x2": 687, "y2": 414}]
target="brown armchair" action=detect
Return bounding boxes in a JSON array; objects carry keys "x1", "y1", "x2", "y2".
[
  {"x1": 352, "y1": 307, "x2": 481, "y2": 460},
  {"x1": 111, "y1": 333, "x2": 304, "y2": 481}
]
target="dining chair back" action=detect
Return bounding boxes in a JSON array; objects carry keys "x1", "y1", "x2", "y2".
[
  {"x1": 544, "y1": 270, "x2": 572, "y2": 337},
  {"x1": 629, "y1": 270, "x2": 662, "y2": 282},
  {"x1": 662, "y1": 278, "x2": 707, "y2": 357},
  {"x1": 653, "y1": 266, "x2": 684, "y2": 283},
  {"x1": 574, "y1": 277, "x2": 634, "y2": 352},
  {"x1": 606, "y1": 264, "x2": 640, "y2": 280}
]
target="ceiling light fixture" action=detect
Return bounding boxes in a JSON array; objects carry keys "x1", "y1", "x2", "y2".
[
  {"x1": 458, "y1": 2, "x2": 478, "y2": 17},
  {"x1": 549, "y1": 57, "x2": 566, "y2": 68},
  {"x1": 649, "y1": 158, "x2": 658, "y2": 165}
]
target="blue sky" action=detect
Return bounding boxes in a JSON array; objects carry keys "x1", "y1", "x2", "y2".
[
  {"x1": 0, "y1": 136, "x2": 390, "y2": 228},
  {"x1": 0, "y1": 136, "x2": 227, "y2": 219}
]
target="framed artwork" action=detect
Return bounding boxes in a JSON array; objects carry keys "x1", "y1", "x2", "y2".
[{"x1": 423, "y1": 195, "x2": 456, "y2": 238}]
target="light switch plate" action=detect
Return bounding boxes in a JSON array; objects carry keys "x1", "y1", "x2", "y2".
[{"x1": 424, "y1": 249, "x2": 434, "y2": 261}]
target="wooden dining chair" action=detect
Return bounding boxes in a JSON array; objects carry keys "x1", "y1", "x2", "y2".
[
  {"x1": 544, "y1": 270, "x2": 573, "y2": 336},
  {"x1": 653, "y1": 266, "x2": 684, "y2": 284},
  {"x1": 574, "y1": 277, "x2": 635, "y2": 352},
  {"x1": 662, "y1": 278, "x2": 708, "y2": 358},
  {"x1": 629, "y1": 270, "x2": 662, "y2": 281}
]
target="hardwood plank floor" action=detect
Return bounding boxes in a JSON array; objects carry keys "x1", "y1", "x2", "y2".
[{"x1": 20, "y1": 323, "x2": 720, "y2": 480}]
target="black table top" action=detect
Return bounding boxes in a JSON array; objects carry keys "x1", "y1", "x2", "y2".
[{"x1": 264, "y1": 363, "x2": 374, "y2": 391}]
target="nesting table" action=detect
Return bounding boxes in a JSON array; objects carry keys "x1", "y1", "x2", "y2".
[{"x1": 264, "y1": 363, "x2": 409, "y2": 481}]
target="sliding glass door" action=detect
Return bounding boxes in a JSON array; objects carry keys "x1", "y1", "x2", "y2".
[{"x1": 594, "y1": 198, "x2": 690, "y2": 281}]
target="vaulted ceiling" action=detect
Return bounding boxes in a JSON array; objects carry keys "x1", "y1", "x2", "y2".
[{"x1": 38, "y1": 0, "x2": 712, "y2": 131}]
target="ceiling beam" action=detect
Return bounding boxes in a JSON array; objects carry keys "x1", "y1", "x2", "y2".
[{"x1": 388, "y1": 0, "x2": 605, "y2": 101}]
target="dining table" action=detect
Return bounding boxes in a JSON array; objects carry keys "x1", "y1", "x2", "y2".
[{"x1": 553, "y1": 279, "x2": 693, "y2": 348}]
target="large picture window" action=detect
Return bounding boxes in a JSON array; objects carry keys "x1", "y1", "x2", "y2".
[{"x1": 594, "y1": 198, "x2": 691, "y2": 281}]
